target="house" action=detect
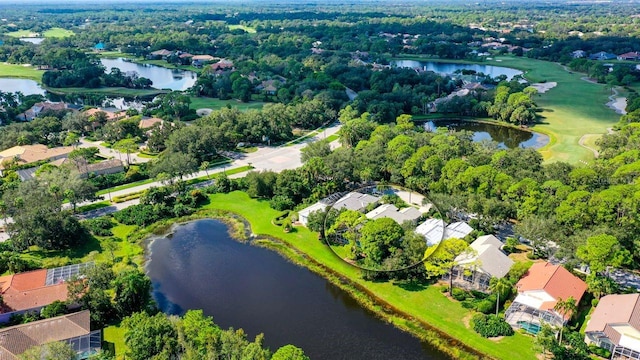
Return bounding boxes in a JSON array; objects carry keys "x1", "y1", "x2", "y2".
[
  {"x1": 0, "y1": 310, "x2": 102, "y2": 359},
  {"x1": 446, "y1": 235, "x2": 514, "y2": 291},
  {"x1": 584, "y1": 293, "x2": 640, "y2": 358},
  {"x1": 415, "y1": 218, "x2": 446, "y2": 246},
  {"x1": 255, "y1": 79, "x2": 283, "y2": 95},
  {"x1": 617, "y1": 51, "x2": 640, "y2": 61},
  {"x1": 365, "y1": 204, "x2": 422, "y2": 225},
  {"x1": 149, "y1": 49, "x2": 172, "y2": 59},
  {"x1": 209, "y1": 58, "x2": 234, "y2": 71},
  {"x1": 178, "y1": 52, "x2": 194, "y2": 59},
  {"x1": 445, "y1": 221, "x2": 474, "y2": 240},
  {"x1": 83, "y1": 108, "x2": 125, "y2": 122},
  {"x1": 0, "y1": 144, "x2": 74, "y2": 174},
  {"x1": 571, "y1": 50, "x2": 586, "y2": 58},
  {"x1": 0, "y1": 263, "x2": 91, "y2": 323},
  {"x1": 93, "y1": 42, "x2": 105, "y2": 51},
  {"x1": 298, "y1": 202, "x2": 329, "y2": 226},
  {"x1": 332, "y1": 192, "x2": 380, "y2": 212},
  {"x1": 505, "y1": 262, "x2": 587, "y2": 333},
  {"x1": 192, "y1": 55, "x2": 216, "y2": 67},
  {"x1": 138, "y1": 117, "x2": 164, "y2": 129},
  {"x1": 79, "y1": 159, "x2": 125, "y2": 178},
  {"x1": 589, "y1": 51, "x2": 617, "y2": 61},
  {"x1": 17, "y1": 101, "x2": 67, "y2": 121}
]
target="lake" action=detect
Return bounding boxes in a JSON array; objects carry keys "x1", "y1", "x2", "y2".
[
  {"x1": 100, "y1": 58, "x2": 197, "y2": 91},
  {"x1": 19, "y1": 37, "x2": 45, "y2": 45},
  {"x1": 0, "y1": 78, "x2": 46, "y2": 96},
  {"x1": 393, "y1": 60, "x2": 522, "y2": 80},
  {"x1": 424, "y1": 120, "x2": 549, "y2": 149},
  {"x1": 147, "y1": 220, "x2": 449, "y2": 360}
]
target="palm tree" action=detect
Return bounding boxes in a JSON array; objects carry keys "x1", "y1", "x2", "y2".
[
  {"x1": 489, "y1": 277, "x2": 512, "y2": 316},
  {"x1": 553, "y1": 296, "x2": 577, "y2": 345},
  {"x1": 199, "y1": 161, "x2": 210, "y2": 179}
]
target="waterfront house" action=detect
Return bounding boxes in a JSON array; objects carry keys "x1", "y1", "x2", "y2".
[
  {"x1": 365, "y1": 204, "x2": 422, "y2": 225},
  {"x1": 584, "y1": 293, "x2": 640, "y2": 359},
  {"x1": 505, "y1": 262, "x2": 587, "y2": 333},
  {"x1": 0, "y1": 310, "x2": 102, "y2": 359}
]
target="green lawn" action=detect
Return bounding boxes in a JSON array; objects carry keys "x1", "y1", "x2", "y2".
[
  {"x1": 46, "y1": 87, "x2": 166, "y2": 97},
  {"x1": 42, "y1": 27, "x2": 74, "y2": 38},
  {"x1": 489, "y1": 56, "x2": 620, "y2": 164},
  {"x1": 0, "y1": 62, "x2": 43, "y2": 81},
  {"x1": 189, "y1": 96, "x2": 267, "y2": 112},
  {"x1": 103, "y1": 323, "x2": 127, "y2": 359},
  {"x1": 76, "y1": 201, "x2": 111, "y2": 213},
  {"x1": 5, "y1": 29, "x2": 38, "y2": 37},
  {"x1": 228, "y1": 24, "x2": 257, "y2": 33},
  {"x1": 203, "y1": 192, "x2": 537, "y2": 360},
  {"x1": 325, "y1": 134, "x2": 339, "y2": 142}
]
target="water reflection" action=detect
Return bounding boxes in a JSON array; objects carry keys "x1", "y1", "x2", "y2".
[{"x1": 424, "y1": 120, "x2": 548, "y2": 149}]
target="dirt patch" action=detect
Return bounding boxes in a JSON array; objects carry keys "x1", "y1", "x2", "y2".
[
  {"x1": 462, "y1": 313, "x2": 473, "y2": 329},
  {"x1": 489, "y1": 336, "x2": 505, "y2": 342},
  {"x1": 530, "y1": 82, "x2": 557, "y2": 94}
]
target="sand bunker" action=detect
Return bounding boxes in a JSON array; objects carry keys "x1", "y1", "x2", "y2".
[{"x1": 530, "y1": 82, "x2": 557, "y2": 94}]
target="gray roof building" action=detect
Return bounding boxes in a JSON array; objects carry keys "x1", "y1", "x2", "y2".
[
  {"x1": 332, "y1": 192, "x2": 380, "y2": 212},
  {"x1": 365, "y1": 204, "x2": 422, "y2": 224},
  {"x1": 455, "y1": 235, "x2": 513, "y2": 279}
]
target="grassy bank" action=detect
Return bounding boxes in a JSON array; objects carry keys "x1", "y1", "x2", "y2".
[
  {"x1": 0, "y1": 63, "x2": 44, "y2": 81},
  {"x1": 200, "y1": 191, "x2": 537, "y2": 360},
  {"x1": 46, "y1": 87, "x2": 167, "y2": 97},
  {"x1": 189, "y1": 96, "x2": 267, "y2": 111}
]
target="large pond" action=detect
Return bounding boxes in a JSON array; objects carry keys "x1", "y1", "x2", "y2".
[
  {"x1": 147, "y1": 220, "x2": 449, "y2": 360},
  {"x1": 0, "y1": 78, "x2": 46, "y2": 95},
  {"x1": 100, "y1": 58, "x2": 197, "y2": 91},
  {"x1": 393, "y1": 60, "x2": 522, "y2": 80},
  {"x1": 424, "y1": 120, "x2": 548, "y2": 149}
]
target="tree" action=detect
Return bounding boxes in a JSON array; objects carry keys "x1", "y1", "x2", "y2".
[
  {"x1": 151, "y1": 152, "x2": 198, "y2": 181},
  {"x1": 535, "y1": 323, "x2": 557, "y2": 359},
  {"x1": 113, "y1": 138, "x2": 139, "y2": 165},
  {"x1": 300, "y1": 139, "x2": 331, "y2": 163},
  {"x1": 424, "y1": 238, "x2": 472, "y2": 295},
  {"x1": 586, "y1": 274, "x2": 618, "y2": 299},
  {"x1": 40, "y1": 300, "x2": 67, "y2": 318},
  {"x1": 489, "y1": 277, "x2": 512, "y2": 316},
  {"x1": 553, "y1": 296, "x2": 577, "y2": 345},
  {"x1": 272, "y1": 345, "x2": 310, "y2": 360},
  {"x1": 113, "y1": 270, "x2": 152, "y2": 317},
  {"x1": 359, "y1": 217, "x2": 404, "y2": 266},
  {"x1": 19, "y1": 341, "x2": 78, "y2": 360},
  {"x1": 577, "y1": 234, "x2": 631, "y2": 274},
  {"x1": 199, "y1": 161, "x2": 210, "y2": 179},
  {"x1": 123, "y1": 312, "x2": 179, "y2": 360}
]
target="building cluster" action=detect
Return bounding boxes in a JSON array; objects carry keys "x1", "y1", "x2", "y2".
[
  {"x1": 571, "y1": 49, "x2": 640, "y2": 61},
  {"x1": 0, "y1": 264, "x2": 101, "y2": 359}
]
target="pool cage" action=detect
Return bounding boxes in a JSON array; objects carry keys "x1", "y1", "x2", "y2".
[
  {"x1": 45, "y1": 262, "x2": 93, "y2": 286},
  {"x1": 65, "y1": 330, "x2": 102, "y2": 360},
  {"x1": 504, "y1": 301, "x2": 564, "y2": 334}
]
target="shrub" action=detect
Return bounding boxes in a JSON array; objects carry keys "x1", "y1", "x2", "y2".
[
  {"x1": 270, "y1": 195, "x2": 295, "y2": 211},
  {"x1": 113, "y1": 204, "x2": 162, "y2": 226},
  {"x1": 85, "y1": 217, "x2": 114, "y2": 236},
  {"x1": 472, "y1": 314, "x2": 514, "y2": 338},
  {"x1": 476, "y1": 300, "x2": 495, "y2": 314},
  {"x1": 452, "y1": 288, "x2": 467, "y2": 301},
  {"x1": 588, "y1": 344, "x2": 611, "y2": 358}
]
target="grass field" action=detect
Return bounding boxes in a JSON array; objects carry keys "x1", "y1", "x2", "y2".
[
  {"x1": 228, "y1": 24, "x2": 257, "y2": 33},
  {"x1": 189, "y1": 96, "x2": 267, "y2": 111},
  {"x1": 46, "y1": 87, "x2": 166, "y2": 97},
  {"x1": 489, "y1": 56, "x2": 619, "y2": 164},
  {"x1": 202, "y1": 191, "x2": 538, "y2": 360},
  {"x1": 0, "y1": 62, "x2": 43, "y2": 81},
  {"x1": 6, "y1": 27, "x2": 73, "y2": 38}
]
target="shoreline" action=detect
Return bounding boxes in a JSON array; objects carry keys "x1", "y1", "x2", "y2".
[{"x1": 137, "y1": 211, "x2": 488, "y2": 360}]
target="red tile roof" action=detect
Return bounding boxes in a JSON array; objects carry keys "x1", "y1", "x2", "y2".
[
  {"x1": 516, "y1": 262, "x2": 587, "y2": 316},
  {"x1": 0, "y1": 270, "x2": 69, "y2": 314}
]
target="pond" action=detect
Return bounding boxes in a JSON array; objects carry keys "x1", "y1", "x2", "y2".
[
  {"x1": 147, "y1": 220, "x2": 449, "y2": 360},
  {"x1": 393, "y1": 60, "x2": 522, "y2": 80},
  {"x1": 19, "y1": 37, "x2": 45, "y2": 45},
  {"x1": 0, "y1": 78, "x2": 46, "y2": 96},
  {"x1": 424, "y1": 120, "x2": 549, "y2": 149},
  {"x1": 100, "y1": 58, "x2": 197, "y2": 91}
]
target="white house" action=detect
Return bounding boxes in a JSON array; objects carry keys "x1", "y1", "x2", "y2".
[
  {"x1": 445, "y1": 221, "x2": 474, "y2": 240},
  {"x1": 298, "y1": 202, "x2": 328, "y2": 226},
  {"x1": 415, "y1": 218, "x2": 446, "y2": 246},
  {"x1": 585, "y1": 293, "x2": 640, "y2": 359},
  {"x1": 365, "y1": 204, "x2": 422, "y2": 225}
]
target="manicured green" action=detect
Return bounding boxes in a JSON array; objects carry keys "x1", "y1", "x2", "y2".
[
  {"x1": 0, "y1": 62, "x2": 44, "y2": 81},
  {"x1": 189, "y1": 96, "x2": 267, "y2": 112},
  {"x1": 42, "y1": 28, "x2": 74, "y2": 38},
  {"x1": 228, "y1": 24, "x2": 257, "y2": 33},
  {"x1": 489, "y1": 56, "x2": 619, "y2": 164},
  {"x1": 98, "y1": 51, "x2": 135, "y2": 59},
  {"x1": 103, "y1": 323, "x2": 127, "y2": 359},
  {"x1": 95, "y1": 178, "x2": 157, "y2": 196},
  {"x1": 5, "y1": 29, "x2": 38, "y2": 37},
  {"x1": 203, "y1": 192, "x2": 537, "y2": 360},
  {"x1": 46, "y1": 87, "x2": 167, "y2": 97},
  {"x1": 75, "y1": 201, "x2": 111, "y2": 213},
  {"x1": 136, "y1": 152, "x2": 158, "y2": 159},
  {"x1": 325, "y1": 134, "x2": 339, "y2": 142}
]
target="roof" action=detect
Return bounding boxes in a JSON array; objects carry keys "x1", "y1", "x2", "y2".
[
  {"x1": 94, "y1": 42, "x2": 105, "y2": 49},
  {"x1": 332, "y1": 192, "x2": 380, "y2": 212},
  {"x1": 0, "y1": 145, "x2": 73, "y2": 169},
  {"x1": 0, "y1": 269, "x2": 68, "y2": 314},
  {"x1": 0, "y1": 310, "x2": 90, "y2": 360},
  {"x1": 15, "y1": 167, "x2": 37, "y2": 181},
  {"x1": 138, "y1": 117, "x2": 164, "y2": 129},
  {"x1": 84, "y1": 108, "x2": 122, "y2": 121},
  {"x1": 456, "y1": 235, "x2": 513, "y2": 278},
  {"x1": 192, "y1": 55, "x2": 215, "y2": 61},
  {"x1": 150, "y1": 49, "x2": 172, "y2": 56},
  {"x1": 618, "y1": 51, "x2": 640, "y2": 59},
  {"x1": 444, "y1": 221, "x2": 474, "y2": 239},
  {"x1": 365, "y1": 204, "x2": 422, "y2": 224},
  {"x1": 585, "y1": 294, "x2": 640, "y2": 336},
  {"x1": 298, "y1": 202, "x2": 328, "y2": 217},
  {"x1": 415, "y1": 218, "x2": 446, "y2": 246},
  {"x1": 83, "y1": 159, "x2": 124, "y2": 174},
  {"x1": 516, "y1": 262, "x2": 587, "y2": 316},
  {"x1": 178, "y1": 52, "x2": 194, "y2": 58},
  {"x1": 210, "y1": 59, "x2": 234, "y2": 70}
]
